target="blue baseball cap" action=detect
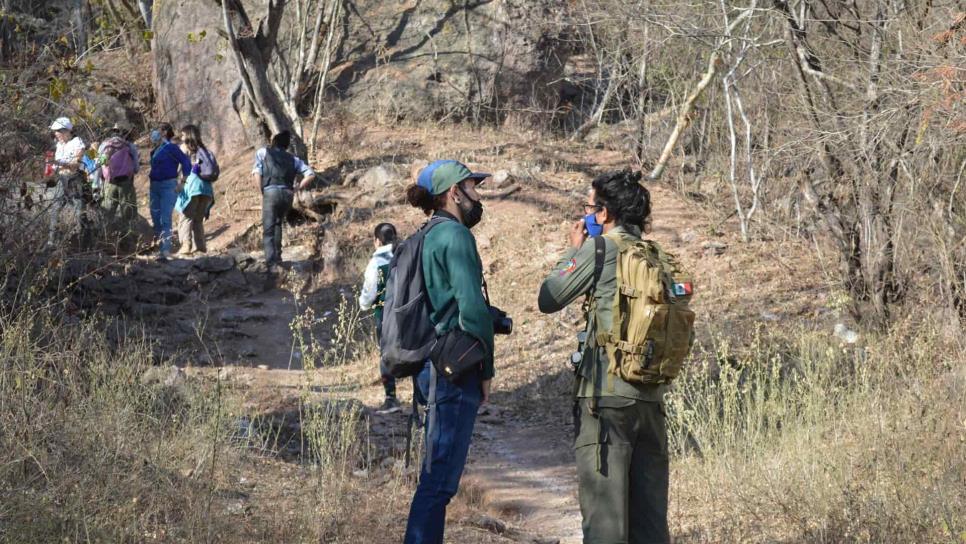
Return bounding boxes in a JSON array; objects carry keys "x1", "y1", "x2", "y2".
[{"x1": 417, "y1": 160, "x2": 490, "y2": 196}]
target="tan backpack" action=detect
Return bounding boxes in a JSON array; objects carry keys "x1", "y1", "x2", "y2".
[{"x1": 595, "y1": 232, "x2": 696, "y2": 385}]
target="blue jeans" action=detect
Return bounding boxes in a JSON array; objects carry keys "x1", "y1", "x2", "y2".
[
  {"x1": 404, "y1": 362, "x2": 481, "y2": 544},
  {"x1": 150, "y1": 178, "x2": 178, "y2": 254}
]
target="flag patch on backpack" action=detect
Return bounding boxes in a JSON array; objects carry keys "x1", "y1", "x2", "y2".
[{"x1": 673, "y1": 282, "x2": 693, "y2": 296}]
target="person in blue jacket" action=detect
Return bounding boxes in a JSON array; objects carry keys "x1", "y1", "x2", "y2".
[
  {"x1": 175, "y1": 124, "x2": 217, "y2": 255},
  {"x1": 149, "y1": 122, "x2": 191, "y2": 260}
]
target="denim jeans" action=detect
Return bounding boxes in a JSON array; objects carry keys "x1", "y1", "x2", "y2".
[
  {"x1": 149, "y1": 178, "x2": 178, "y2": 254},
  {"x1": 262, "y1": 186, "x2": 294, "y2": 265},
  {"x1": 404, "y1": 362, "x2": 481, "y2": 544}
]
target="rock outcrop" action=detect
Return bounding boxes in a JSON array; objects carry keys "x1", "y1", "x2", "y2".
[{"x1": 152, "y1": 1, "x2": 571, "y2": 156}]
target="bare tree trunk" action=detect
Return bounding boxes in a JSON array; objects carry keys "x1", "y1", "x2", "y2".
[
  {"x1": 571, "y1": 52, "x2": 620, "y2": 141},
  {"x1": 138, "y1": 0, "x2": 152, "y2": 29},
  {"x1": 309, "y1": 0, "x2": 342, "y2": 160},
  {"x1": 221, "y1": 0, "x2": 308, "y2": 158},
  {"x1": 71, "y1": 0, "x2": 88, "y2": 54},
  {"x1": 647, "y1": 50, "x2": 721, "y2": 182}
]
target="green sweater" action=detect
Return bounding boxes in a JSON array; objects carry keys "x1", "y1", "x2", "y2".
[{"x1": 423, "y1": 213, "x2": 495, "y2": 379}]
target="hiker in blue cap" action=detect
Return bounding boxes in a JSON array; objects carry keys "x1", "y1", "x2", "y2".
[{"x1": 403, "y1": 159, "x2": 493, "y2": 544}]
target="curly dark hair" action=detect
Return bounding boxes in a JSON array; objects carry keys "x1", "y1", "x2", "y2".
[{"x1": 591, "y1": 169, "x2": 651, "y2": 229}]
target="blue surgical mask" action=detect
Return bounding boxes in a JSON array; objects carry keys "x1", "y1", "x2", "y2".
[
  {"x1": 150, "y1": 129, "x2": 161, "y2": 144},
  {"x1": 584, "y1": 213, "x2": 603, "y2": 237}
]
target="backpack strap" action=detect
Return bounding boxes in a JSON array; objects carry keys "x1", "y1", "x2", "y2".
[{"x1": 592, "y1": 235, "x2": 606, "y2": 289}]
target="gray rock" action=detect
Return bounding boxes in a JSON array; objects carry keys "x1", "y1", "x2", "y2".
[
  {"x1": 152, "y1": 1, "x2": 574, "y2": 156},
  {"x1": 833, "y1": 323, "x2": 859, "y2": 344},
  {"x1": 489, "y1": 169, "x2": 514, "y2": 189},
  {"x1": 135, "y1": 287, "x2": 188, "y2": 306},
  {"x1": 140, "y1": 365, "x2": 186, "y2": 388},
  {"x1": 702, "y1": 241, "x2": 727, "y2": 256},
  {"x1": 185, "y1": 270, "x2": 210, "y2": 287},
  {"x1": 194, "y1": 255, "x2": 235, "y2": 273},
  {"x1": 352, "y1": 164, "x2": 406, "y2": 207},
  {"x1": 219, "y1": 307, "x2": 269, "y2": 324}
]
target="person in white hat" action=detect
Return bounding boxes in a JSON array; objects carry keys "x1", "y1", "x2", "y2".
[{"x1": 47, "y1": 117, "x2": 91, "y2": 248}]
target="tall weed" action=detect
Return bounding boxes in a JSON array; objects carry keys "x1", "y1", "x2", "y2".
[{"x1": 667, "y1": 321, "x2": 966, "y2": 543}]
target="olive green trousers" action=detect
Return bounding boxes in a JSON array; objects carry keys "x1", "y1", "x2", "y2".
[{"x1": 574, "y1": 397, "x2": 670, "y2": 544}]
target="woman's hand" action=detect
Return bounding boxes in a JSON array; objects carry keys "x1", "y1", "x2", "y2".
[{"x1": 569, "y1": 219, "x2": 587, "y2": 249}]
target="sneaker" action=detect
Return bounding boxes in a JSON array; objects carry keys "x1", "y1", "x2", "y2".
[{"x1": 375, "y1": 397, "x2": 402, "y2": 414}]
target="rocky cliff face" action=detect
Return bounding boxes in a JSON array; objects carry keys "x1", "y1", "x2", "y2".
[
  {"x1": 153, "y1": 1, "x2": 245, "y2": 156},
  {"x1": 152, "y1": 0, "x2": 571, "y2": 157}
]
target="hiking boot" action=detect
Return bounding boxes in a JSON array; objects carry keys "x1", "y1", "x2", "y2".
[{"x1": 375, "y1": 397, "x2": 402, "y2": 414}]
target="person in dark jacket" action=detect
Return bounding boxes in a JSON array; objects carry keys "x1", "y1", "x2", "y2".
[
  {"x1": 149, "y1": 122, "x2": 192, "y2": 260},
  {"x1": 403, "y1": 160, "x2": 493, "y2": 544},
  {"x1": 252, "y1": 130, "x2": 315, "y2": 270}
]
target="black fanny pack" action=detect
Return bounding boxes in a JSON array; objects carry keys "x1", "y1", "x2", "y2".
[{"x1": 430, "y1": 328, "x2": 485, "y2": 382}]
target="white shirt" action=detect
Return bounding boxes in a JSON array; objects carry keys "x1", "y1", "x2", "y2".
[
  {"x1": 359, "y1": 244, "x2": 394, "y2": 310},
  {"x1": 55, "y1": 136, "x2": 86, "y2": 168}
]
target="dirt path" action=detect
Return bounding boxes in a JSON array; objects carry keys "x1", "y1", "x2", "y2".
[{"x1": 466, "y1": 415, "x2": 583, "y2": 543}]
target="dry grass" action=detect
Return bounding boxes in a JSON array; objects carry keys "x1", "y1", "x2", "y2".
[
  {"x1": 668, "y1": 320, "x2": 966, "y2": 543},
  {"x1": 0, "y1": 263, "x2": 410, "y2": 543}
]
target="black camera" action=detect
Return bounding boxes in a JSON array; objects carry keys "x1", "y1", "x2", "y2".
[{"x1": 489, "y1": 306, "x2": 513, "y2": 335}]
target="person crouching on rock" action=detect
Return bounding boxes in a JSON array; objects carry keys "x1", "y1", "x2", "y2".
[
  {"x1": 149, "y1": 122, "x2": 192, "y2": 260},
  {"x1": 175, "y1": 124, "x2": 218, "y2": 256},
  {"x1": 252, "y1": 130, "x2": 315, "y2": 272},
  {"x1": 358, "y1": 222, "x2": 401, "y2": 414},
  {"x1": 403, "y1": 160, "x2": 493, "y2": 544}
]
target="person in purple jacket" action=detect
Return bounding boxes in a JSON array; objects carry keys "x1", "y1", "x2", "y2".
[{"x1": 149, "y1": 122, "x2": 192, "y2": 260}]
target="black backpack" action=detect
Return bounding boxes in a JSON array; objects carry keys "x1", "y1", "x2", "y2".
[{"x1": 380, "y1": 216, "x2": 456, "y2": 378}]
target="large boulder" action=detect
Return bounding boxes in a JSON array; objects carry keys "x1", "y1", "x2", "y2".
[
  {"x1": 152, "y1": 3, "x2": 244, "y2": 156},
  {"x1": 152, "y1": 1, "x2": 571, "y2": 157}
]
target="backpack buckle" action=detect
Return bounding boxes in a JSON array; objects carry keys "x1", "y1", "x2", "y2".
[{"x1": 619, "y1": 285, "x2": 639, "y2": 298}]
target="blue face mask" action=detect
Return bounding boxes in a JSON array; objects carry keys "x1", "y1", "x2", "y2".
[
  {"x1": 584, "y1": 213, "x2": 603, "y2": 237},
  {"x1": 150, "y1": 129, "x2": 162, "y2": 144}
]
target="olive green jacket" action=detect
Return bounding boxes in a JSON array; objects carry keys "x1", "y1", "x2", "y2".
[{"x1": 538, "y1": 226, "x2": 666, "y2": 401}]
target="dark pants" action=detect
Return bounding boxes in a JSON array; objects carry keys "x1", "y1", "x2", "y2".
[
  {"x1": 375, "y1": 314, "x2": 396, "y2": 398},
  {"x1": 262, "y1": 186, "x2": 294, "y2": 265},
  {"x1": 101, "y1": 177, "x2": 137, "y2": 250},
  {"x1": 47, "y1": 173, "x2": 92, "y2": 248},
  {"x1": 404, "y1": 362, "x2": 481, "y2": 544},
  {"x1": 574, "y1": 397, "x2": 670, "y2": 544}
]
